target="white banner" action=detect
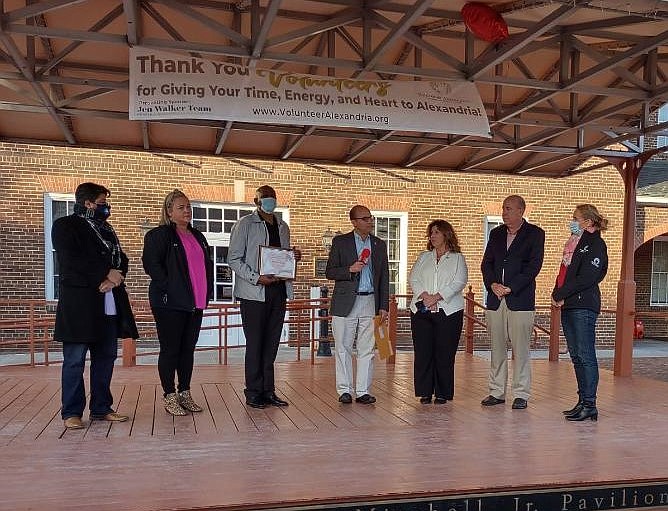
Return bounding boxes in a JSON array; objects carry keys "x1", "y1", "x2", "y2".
[{"x1": 129, "y1": 47, "x2": 490, "y2": 137}]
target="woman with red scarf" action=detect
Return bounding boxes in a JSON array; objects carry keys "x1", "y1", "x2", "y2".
[{"x1": 551, "y1": 204, "x2": 608, "y2": 422}]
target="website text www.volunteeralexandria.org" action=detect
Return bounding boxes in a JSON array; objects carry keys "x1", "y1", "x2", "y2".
[{"x1": 252, "y1": 107, "x2": 390, "y2": 125}]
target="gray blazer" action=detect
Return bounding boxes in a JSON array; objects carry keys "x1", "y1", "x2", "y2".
[
  {"x1": 228, "y1": 209, "x2": 293, "y2": 302},
  {"x1": 325, "y1": 231, "x2": 390, "y2": 317}
]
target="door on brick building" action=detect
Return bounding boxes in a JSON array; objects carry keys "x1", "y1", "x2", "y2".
[{"x1": 192, "y1": 203, "x2": 290, "y2": 347}]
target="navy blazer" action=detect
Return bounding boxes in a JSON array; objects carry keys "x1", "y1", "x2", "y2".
[
  {"x1": 481, "y1": 221, "x2": 545, "y2": 311},
  {"x1": 325, "y1": 231, "x2": 390, "y2": 317}
]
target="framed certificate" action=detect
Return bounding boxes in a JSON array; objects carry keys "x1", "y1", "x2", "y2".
[{"x1": 258, "y1": 246, "x2": 296, "y2": 279}]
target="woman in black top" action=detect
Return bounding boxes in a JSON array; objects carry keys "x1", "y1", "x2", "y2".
[
  {"x1": 143, "y1": 190, "x2": 213, "y2": 416},
  {"x1": 551, "y1": 204, "x2": 608, "y2": 422}
]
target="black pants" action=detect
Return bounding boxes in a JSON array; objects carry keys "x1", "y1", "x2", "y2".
[
  {"x1": 239, "y1": 285, "x2": 287, "y2": 400},
  {"x1": 410, "y1": 309, "x2": 463, "y2": 400},
  {"x1": 152, "y1": 307, "x2": 203, "y2": 396}
]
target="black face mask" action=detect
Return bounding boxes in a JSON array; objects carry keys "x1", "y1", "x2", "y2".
[
  {"x1": 74, "y1": 201, "x2": 111, "y2": 221},
  {"x1": 92, "y1": 203, "x2": 111, "y2": 221}
]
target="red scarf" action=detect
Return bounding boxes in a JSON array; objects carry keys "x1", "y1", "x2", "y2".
[{"x1": 556, "y1": 233, "x2": 582, "y2": 288}]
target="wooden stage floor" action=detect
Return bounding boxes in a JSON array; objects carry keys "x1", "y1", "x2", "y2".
[{"x1": 1, "y1": 354, "x2": 667, "y2": 511}]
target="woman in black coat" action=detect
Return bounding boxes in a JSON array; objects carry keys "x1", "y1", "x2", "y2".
[
  {"x1": 52, "y1": 182, "x2": 138, "y2": 429},
  {"x1": 551, "y1": 204, "x2": 608, "y2": 422},
  {"x1": 143, "y1": 190, "x2": 213, "y2": 416}
]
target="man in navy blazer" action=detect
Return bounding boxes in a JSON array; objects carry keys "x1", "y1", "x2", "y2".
[
  {"x1": 480, "y1": 195, "x2": 545, "y2": 410},
  {"x1": 326, "y1": 205, "x2": 389, "y2": 405}
]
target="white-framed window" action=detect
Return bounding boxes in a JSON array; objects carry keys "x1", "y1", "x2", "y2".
[
  {"x1": 650, "y1": 236, "x2": 668, "y2": 306},
  {"x1": 192, "y1": 203, "x2": 288, "y2": 303},
  {"x1": 44, "y1": 193, "x2": 76, "y2": 300},
  {"x1": 658, "y1": 104, "x2": 668, "y2": 148},
  {"x1": 484, "y1": 215, "x2": 503, "y2": 247},
  {"x1": 482, "y1": 215, "x2": 503, "y2": 306},
  {"x1": 372, "y1": 212, "x2": 408, "y2": 298}
]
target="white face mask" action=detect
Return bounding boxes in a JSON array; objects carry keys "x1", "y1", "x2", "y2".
[{"x1": 569, "y1": 220, "x2": 583, "y2": 235}]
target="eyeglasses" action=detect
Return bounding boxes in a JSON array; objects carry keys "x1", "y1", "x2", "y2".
[{"x1": 353, "y1": 216, "x2": 374, "y2": 222}]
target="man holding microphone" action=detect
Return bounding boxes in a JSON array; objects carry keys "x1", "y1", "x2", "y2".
[{"x1": 326, "y1": 205, "x2": 390, "y2": 404}]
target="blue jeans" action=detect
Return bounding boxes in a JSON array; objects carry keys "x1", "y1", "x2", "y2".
[
  {"x1": 61, "y1": 317, "x2": 118, "y2": 419},
  {"x1": 561, "y1": 308, "x2": 599, "y2": 403}
]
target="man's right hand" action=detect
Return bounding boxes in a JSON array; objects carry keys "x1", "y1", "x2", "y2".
[
  {"x1": 491, "y1": 282, "x2": 510, "y2": 299},
  {"x1": 107, "y1": 269, "x2": 124, "y2": 286},
  {"x1": 258, "y1": 275, "x2": 278, "y2": 286},
  {"x1": 99, "y1": 279, "x2": 115, "y2": 293},
  {"x1": 349, "y1": 261, "x2": 365, "y2": 273}
]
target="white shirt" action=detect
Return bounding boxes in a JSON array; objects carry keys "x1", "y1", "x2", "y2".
[{"x1": 408, "y1": 250, "x2": 468, "y2": 315}]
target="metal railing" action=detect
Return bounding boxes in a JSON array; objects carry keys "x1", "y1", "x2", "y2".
[
  {"x1": 123, "y1": 298, "x2": 333, "y2": 366},
  {"x1": 0, "y1": 300, "x2": 56, "y2": 366},
  {"x1": 388, "y1": 287, "x2": 565, "y2": 360},
  {"x1": 464, "y1": 287, "x2": 565, "y2": 358},
  {"x1": 0, "y1": 298, "x2": 333, "y2": 368},
  {"x1": 0, "y1": 293, "x2": 644, "y2": 368}
]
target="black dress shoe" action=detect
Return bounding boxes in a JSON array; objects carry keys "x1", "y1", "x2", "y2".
[
  {"x1": 246, "y1": 397, "x2": 266, "y2": 409},
  {"x1": 434, "y1": 397, "x2": 448, "y2": 404},
  {"x1": 338, "y1": 392, "x2": 352, "y2": 404},
  {"x1": 512, "y1": 398, "x2": 528, "y2": 409},
  {"x1": 481, "y1": 395, "x2": 505, "y2": 406},
  {"x1": 419, "y1": 396, "x2": 432, "y2": 404},
  {"x1": 265, "y1": 393, "x2": 289, "y2": 407},
  {"x1": 355, "y1": 394, "x2": 376, "y2": 404}
]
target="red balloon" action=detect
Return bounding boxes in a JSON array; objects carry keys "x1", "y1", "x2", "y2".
[{"x1": 461, "y1": 2, "x2": 509, "y2": 43}]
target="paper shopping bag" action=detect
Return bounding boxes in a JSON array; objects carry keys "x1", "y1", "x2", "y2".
[{"x1": 373, "y1": 315, "x2": 393, "y2": 360}]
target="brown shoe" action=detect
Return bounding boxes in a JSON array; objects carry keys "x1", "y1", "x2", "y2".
[
  {"x1": 178, "y1": 390, "x2": 203, "y2": 412},
  {"x1": 91, "y1": 412, "x2": 129, "y2": 422},
  {"x1": 64, "y1": 417, "x2": 85, "y2": 429},
  {"x1": 164, "y1": 393, "x2": 187, "y2": 416}
]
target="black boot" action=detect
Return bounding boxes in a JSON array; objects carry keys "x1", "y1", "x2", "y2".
[
  {"x1": 562, "y1": 400, "x2": 584, "y2": 417},
  {"x1": 566, "y1": 401, "x2": 598, "y2": 422}
]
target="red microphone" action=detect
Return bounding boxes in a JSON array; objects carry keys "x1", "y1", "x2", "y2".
[{"x1": 359, "y1": 248, "x2": 371, "y2": 264}]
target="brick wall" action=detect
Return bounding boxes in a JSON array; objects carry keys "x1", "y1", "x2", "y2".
[{"x1": 0, "y1": 142, "x2": 638, "y2": 347}]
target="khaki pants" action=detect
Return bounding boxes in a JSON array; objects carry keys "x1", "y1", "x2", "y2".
[
  {"x1": 332, "y1": 295, "x2": 376, "y2": 397},
  {"x1": 485, "y1": 299, "x2": 534, "y2": 400}
]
